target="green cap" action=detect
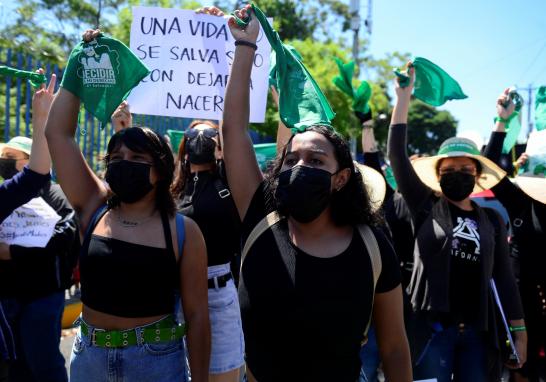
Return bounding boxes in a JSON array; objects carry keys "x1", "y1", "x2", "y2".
[
  {"x1": 1, "y1": 136, "x2": 32, "y2": 155},
  {"x1": 437, "y1": 137, "x2": 480, "y2": 156}
]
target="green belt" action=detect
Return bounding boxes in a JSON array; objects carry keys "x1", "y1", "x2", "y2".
[{"x1": 80, "y1": 316, "x2": 186, "y2": 348}]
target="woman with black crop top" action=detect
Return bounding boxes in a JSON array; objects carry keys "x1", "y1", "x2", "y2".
[
  {"x1": 220, "y1": 6, "x2": 411, "y2": 382},
  {"x1": 172, "y1": 119, "x2": 244, "y2": 382},
  {"x1": 45, "y1": 29, "x2": 210, "y2": 382},
  {"x1": 388, "y1": 67, "x2": 526, "y2": 381}
]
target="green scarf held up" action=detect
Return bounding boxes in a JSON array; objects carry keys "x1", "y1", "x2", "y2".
[
  {"x1": 500, "y1": 90, "x2": 523, "y2": 154},
  {"x1": 61, "y1": 34, "x2": 150, "y2": 125},
  {"x1": 0, "y1": 66, "x2": 46, "y2": 88},
  {"x1": 332, "y1": 58, "x2": 372, "y2": 116},
  {"x1": 394, "y1": 57, "x2": 468, "y2": 107},
  {"x1": 233, "y1": 4, "x2": 335, "y2": 134},
  {"x1": 269, "y1": 45, "x2": 302, "y2": 89},
  {"x1": 535, "y1": 86, "x2": 546, "y2": 131}
]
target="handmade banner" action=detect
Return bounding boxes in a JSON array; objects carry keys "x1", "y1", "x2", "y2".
[
  {"x1": 0, "y1": 197, "x2": 61, "y2": 248},
  {"x1": 128, "y1": 6, "x2": 272, "y2": 122}
]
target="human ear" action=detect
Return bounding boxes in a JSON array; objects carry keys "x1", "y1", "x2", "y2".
[{"x1": 333, "y1": 168, "x2": 351, "y2": 191}]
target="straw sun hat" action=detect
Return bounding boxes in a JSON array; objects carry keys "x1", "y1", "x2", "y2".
[
  {"x1": 354, "y1": 162, "x2": 387, "y2": 212},
  {"x1": 514, "y1": 130, "x2": 546, "y2": 204},
  {"x1": 411, "y1": 137, "x2": 506, "y2": 194}
]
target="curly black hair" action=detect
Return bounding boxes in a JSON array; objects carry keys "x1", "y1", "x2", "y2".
[{"x1": 266, "y1": 125, "x2": 382, "y2": 227}]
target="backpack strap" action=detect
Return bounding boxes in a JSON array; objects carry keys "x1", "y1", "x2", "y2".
[
  {"x1": 356, "y1": 224, "x2": 382, "y2": 337},
  {"x1": 81, "y1": 205, "x2": 109, "y2": 254},
  {"x1": 175, "y1": 213, "x2": 186, "y2": 259},
  {"x1": 241, "y1": 211, "x2": 283, "y2": 266}
]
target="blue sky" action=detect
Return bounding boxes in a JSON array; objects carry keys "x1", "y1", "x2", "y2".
[
  {"x1": 2, "y1": 0, "x2": 545, "y2": 145},
  {"x1": 366, "y1": 0, "x2": 546, "y2": 145}
]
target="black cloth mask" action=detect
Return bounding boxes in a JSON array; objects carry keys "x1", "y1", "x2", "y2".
[
  {"x1": 275, "y1": 165, "x2": 334, "y2": 223},
  {"x1": 0, "y1": 158, "x2": 19, "y2": 180},
  {"x1": 105, "y1": 160, "x2": 154, "y2": 204},
  {"x1": 186, "y1": 134, "x2": 216, "y2": 165},
  {"x1": 440, "y1": 171, "x2": 476, "y2": 202}
]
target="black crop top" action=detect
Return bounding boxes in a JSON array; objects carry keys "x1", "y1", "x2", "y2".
[
  {"x1": 178, "y1": 171, "x2": 241, "y2": 266},
  {"x1": 80, "y1": 209, "x2": 179, "y2": 318}
]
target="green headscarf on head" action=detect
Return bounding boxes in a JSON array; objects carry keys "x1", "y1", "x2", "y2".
[
  {"x1": 0, "y1": 66, "x2": 46, "y2": 88},
  {"x1": 61, "y1": 34, "x2": 150, "y2": 125},
  {"x1": 535, "y1": 86, "x2": 546, "y2": 132},
  {"x1": 332, "y1": 58, "x2": 372, "y2": 116},
  {"x1": 233, "y1": 4, "x2": 335, "y2": 134},
  {"x1": 394, "y1": 57, "x2": 468, "y2": 107}
]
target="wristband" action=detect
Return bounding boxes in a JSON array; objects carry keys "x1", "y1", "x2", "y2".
[
  {"x1": 235, "y1": 40, "x2": 257, "y2": 50},
  {"x1": 495, "y1": 112, "x2": 518, "y2": 124},
  {"x1": 509, "y1": 325, "x2": 526, "y2": 332}
]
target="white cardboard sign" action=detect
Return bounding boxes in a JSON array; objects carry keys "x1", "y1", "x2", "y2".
[
  {"x1": 0, "y1": 197, "x2": 61, "y2": 248},
  {"x1": 128, "y1": 6, "x2": 271, "y2": 122}
]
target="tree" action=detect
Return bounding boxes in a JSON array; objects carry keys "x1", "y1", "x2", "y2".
[{"x1": 406, "y1": 100, "x2": 458, "y2": 155}]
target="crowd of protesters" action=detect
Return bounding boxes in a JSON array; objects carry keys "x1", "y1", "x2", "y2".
[{"x1": 0, "y1": 3, "x2": 544, "y2": 382}]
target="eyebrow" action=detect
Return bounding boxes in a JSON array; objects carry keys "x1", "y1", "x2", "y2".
[{"x1": 286, "y1": 149, "x2": 328, "y2": 156}]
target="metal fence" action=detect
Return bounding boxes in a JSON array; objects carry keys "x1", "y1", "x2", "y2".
[{"x1": 1, "y1": 47, "x2": 272, "y2": 174}]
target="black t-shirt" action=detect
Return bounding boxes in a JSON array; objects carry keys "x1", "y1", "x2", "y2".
[
  {"x1": 448, "y1": 203, "x2": 481, "y2": 324},
  {"x1": 239, "y1": 182, "x2": 401, "y2": 382},
  {"x1": 178, "y1": 171, "x2": 241, "y2": 266}
]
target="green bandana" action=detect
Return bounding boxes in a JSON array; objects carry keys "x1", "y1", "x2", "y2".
[
  {"x1": 535, "y1": 86, "x2": 546, "y2": 132},
  {"x1": 500, "y1": 90, "x2": 523, "y2": 154},
  {"x1": 61, "y1": 34, "x2": 150, "y2": 125},
  {"x1": 394, "y1": 57, "x2": 468, "y2": 107},
  {"x1": 269, "y1": 45, "x2": 302, "y2": 89},
  {"x1": 234, "y1": 5, "x2": 335, "y2": 134},
  {"x1": 0, "y1": 66, "x2": 46, "y2": 88},
  {"x1": 332, "y1": 58, "x2": 372, "y2": 115}
]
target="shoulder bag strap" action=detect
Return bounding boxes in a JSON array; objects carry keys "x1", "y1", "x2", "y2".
[
  {"x1": 175, "y1": 213, "x2": 186, "y2": 259},
  {"x1": 357, "y1": 224, "x2": 382, "y2": 337},
  {"x1": 241, "y1": 211, "x2": 283, "y2": 266}
]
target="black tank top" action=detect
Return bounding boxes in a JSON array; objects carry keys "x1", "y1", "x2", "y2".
[
  {"x1": 178, "y1": 171, "x2": 241, "y2": 266},
  {"x1": 80, "y1": 209, "x2": 179, "y2": 318}
]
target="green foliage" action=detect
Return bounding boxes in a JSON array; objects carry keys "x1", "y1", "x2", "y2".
[{"x1": 406, "y1": 100, "x2": 458, "y2": 155}]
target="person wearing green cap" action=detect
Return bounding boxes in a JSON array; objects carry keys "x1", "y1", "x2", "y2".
[
  {"x1": 483, "y1": 90, "x2": 546, "y2": 382},
  {"x1": 388, "y1": 68, "x2": 526, "y2": 381},
  {"x1": 45, "y1": 29, "x2": 210, "y2": 382},
  {"x1": 221, "y1": 5, "x2": 411, "y2": 382},
  {"x1": 1, "y1": 71, "x2": 79, "y2": 382}
]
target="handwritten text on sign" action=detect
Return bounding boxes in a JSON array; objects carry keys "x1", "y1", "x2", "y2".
[
  {"x1": 128, "y1": 7, "x2": 272, "y2": 122},
  {"x1": 0, "y1": 197, "x2": 61, "y2": 248}
]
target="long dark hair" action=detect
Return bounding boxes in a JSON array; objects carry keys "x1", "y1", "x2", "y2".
[
  {"x1": 171, "y1": 120, "x2": 219, "y2": 198},
  {"x1": 267, "y1": 125, "x2": 382, "y2": 227},
  {"x1": 104, "y1": 127, "x2": 176, "y2": 216}
]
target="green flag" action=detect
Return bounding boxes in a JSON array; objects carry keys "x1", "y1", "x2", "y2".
[
  {"x1": 269, "y1": 44, "x2": 302, "y2": 89},
  {"x1": 535, "y1": 86, "x2": 546, "y2": 131},
  {"x1": 234, "y1": 4, "x2": 335, "y2": 133},
  {"x1": 394, "y1": 57, "x2": 468, "y2": 107},
  {"x1": 254, "y1": 143, "x2": 277, "y2": 170},
  {"x1": 332, "y1": 58, "x2": 371, "y2": 116},
  {"x1": 61, "y1": 34, "x2": 150, "y2": 125},
  {"x1": 0, "y1": 66, "x2": 46, "y2": 88}
]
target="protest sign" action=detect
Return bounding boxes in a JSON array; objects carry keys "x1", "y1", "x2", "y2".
[
  {"x1": 524, "y1": 129, "x2": 546, "y2": 175},
  {"x1": 0, "y1": 197, "x2": 61, "y2": 248},
  {"x1": 128, "y1": 6, "x2": 272, "y2": 122}
]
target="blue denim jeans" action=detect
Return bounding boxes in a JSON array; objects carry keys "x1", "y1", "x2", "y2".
[
  {"x1": 413, "y1": 324, "x2": 488, "y2": 382},
  {"x1": 70, "y1": 317, "x2": 188, "y2": 382},
  {"x1": 359, "y1": 325, "x2": 380, "y2": 382},
  {"x1": 3, "y1": 291, "x2": 67, "y2": 382}
]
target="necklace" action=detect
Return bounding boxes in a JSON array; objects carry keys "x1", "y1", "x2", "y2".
[{"x1": 115, "y1": 209, "x2": 155, "y2": 228}]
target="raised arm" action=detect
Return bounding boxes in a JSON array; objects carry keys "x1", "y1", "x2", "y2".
[
  {"x1": 271, "y1": 85, "x2": 292, "y2": 153},
  {"x1": 222, "y1": 5, "x2": 264, "y2": 219},
  {"x1": 387, "y1": 67, "x2": 432, "y2": 213},
  {"x1": 45, "y1": 30, "x2": 109, "y2": 229},
  {"x1": 28, "y1": 69, "x2": 55, "y2": 175}
]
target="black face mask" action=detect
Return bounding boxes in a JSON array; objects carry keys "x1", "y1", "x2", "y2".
[
  {"x1": 0, "y1": 158, "x2": 19, "y2": 180},
  {"x1": 440, "y1": 171, "x2": 476, "y2": 202},
  {"x1": 186, "y1": 134, "x2": 216, "y2": 165},
  {"x1": 275, "y1": 165, "x2": 334, "y2": 223},
  {"x1": 105, "y1": 160, "x2": 154, "y2": 204}
]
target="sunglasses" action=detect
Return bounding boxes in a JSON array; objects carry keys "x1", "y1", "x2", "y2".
[{"x1": 185, "y1": 128, "x2": 218, "y2": 140}]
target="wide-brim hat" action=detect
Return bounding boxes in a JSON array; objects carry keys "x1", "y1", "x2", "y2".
[
  {"x1": 411, "y1": 137, "x2": 506, "y2": 193},
  {"x1": 513, "y1": 130, "x2": 546, "y2": 204},
  {"x1": 354, "y1": 162, "x2": 387, "y2": 212},
  {"x1": 0, "y1": 136, "x2": 32, "y2": 156}
]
